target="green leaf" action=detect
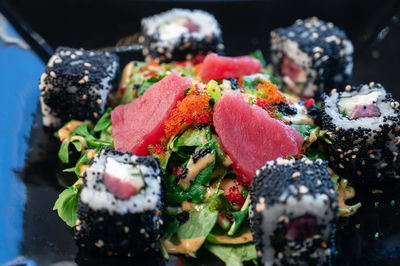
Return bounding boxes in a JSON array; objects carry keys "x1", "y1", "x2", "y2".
[
  {"x1": 71, "y1": 139, "x2": 82, "y2": 152},
  {"x1": 175, "y1": 128, "x2": 209, "y2": 148},
  {"x1": 193, "y1": 152, "x2": 216, "y2": 186},
  {"x1": 138, "y1": 76, "x2": 164, "y2": 96},
  {"x1": 228, "y1": 195, "x2": 250, "y2": 235},
  {"x1": 163, "y1": 218, "x2": 180, "y2": 240},
  {"x1": 188, "y1": 183, "x2": 207, "y2": 203},
  {"x1": 205, "y1": 242, "x2": 257, "y2": 266},
  {"x1": 94, "y1": 107, "x2": 112, "y2": 132},
  {"x1": 58, "y1": 140, "x2": 70, "y2": 164},
  {"x1": 249, "y1": 50, "x2": 266, "y2": 67},
  {"x1": 53, "y1": 184, "x2": 82, "y2": 227},
  {"x1": 291, "y1": 124, "x2": 315, "y2": 137},
  {"x1": 306, "y1": 145, "x2": 327, "y2": 160},
  {"x1": 177, "y1": 203, "x2": 218, "y2": 239}
]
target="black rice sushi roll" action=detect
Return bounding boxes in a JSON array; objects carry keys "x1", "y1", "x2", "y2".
[
  {"x1": 320, "y1": 82, "x2": 400, "y2": 184},
  {"x1": 270, "y1": 17, "x2": 353, "y2": 98},
  {"x1": 249, "y1": 158, "x2": 338, "y2": 266},
  {"x1": 75, "y1": 148, "x2": 166, "y2": 256},
  {"x1": 140, "y1": 8, "x2": 224, "y2": 63},
  {"x1": 39, "y1": 47, "x2": 119, "y2": 128}
]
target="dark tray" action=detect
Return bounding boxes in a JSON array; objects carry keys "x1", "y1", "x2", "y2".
[{"x1": 1, "y1": 1, "x2": 400, "y2": 265}]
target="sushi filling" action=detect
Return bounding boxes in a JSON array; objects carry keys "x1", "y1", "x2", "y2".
[
  {"x1": 103, "y1": 157, "x2": 145, "y2": 200},
  {"x1": 158, "y1": 17, "x2": 199, "y2": 41},
  {"x1": 271, "y1": 215, "x2": 318, "y2": 258},
  {"x1": 280, "y1": 54, "x2": 307, "y2": 93},
  {"x1": 285, "y1": 215, "x2": 316, "y2": 240},
  {"x1": 337, "y1": 91, "x2": 381, "y2": 119}
]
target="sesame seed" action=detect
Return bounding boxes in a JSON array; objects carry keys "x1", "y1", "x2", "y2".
[
  {"x1": 299, "y1": 185, "x2": 309, "y2": 194},
  {"x1": 70, "y1": 54, "x2": 76, "y2": 59},
  {"x1": 345, "y1": 85, "x2": 351, "y2": 91},
  {"x1": 95, "y1": 240, "x2": 104, "y2": 248},
  {"x1": 357, "y1": 170, "x2": 362, "y2": 176},
  {"x1": 292, "y1": 172, "x2": 300, "y2": 178},
  {"x1": 369, "y1": 82, "x2": 375, "y2": 87},
  {"x1": 314, "y1": 53, "x2": 321, "y2": 59},
  {"x1": 138, "y1": 36, "x2": 145, "y2": 43},
  {"x1": 55, "y1": 58, "x2": 62, "y2": 64},
  {"x1": 352, "y1": 155, "x2": 357, "y2": 159},
  {"x1": 321, "y1": 241, "x2": 327, "y2": 248},
  {"x1": 381, "y1": 163, "x2": 388, "y2": 168},
  {"x1": 83, "y1": 76, "x2": 89, "y2": 82},
  {"x1": 321, "y1": 55, "x2": 329, "y2": 61},
  {"x1": 312, "y1": 32, "x2": 319, "y2": 38},
  {"x1": 82, "y1": 94, "x2": 87, "y2": 99},
  {"x1": 50, "y1": 71, "x2": 56, "y2": 78},
  {"x1": 65, "y1": 51, "x2": 71, "y2": 56},
  {"x1": 97, "y1": 99, "x2": 102, "y2": 104},
  {"x1": 84, "y1": 62, "x2": 91, "y2": 67}
]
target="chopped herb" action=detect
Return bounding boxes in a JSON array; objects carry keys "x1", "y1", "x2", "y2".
[
  {"x1": 391, "y1": 200, "x2": 395, "y2": 207},
  {"x1": 374, "y1": 201, "x2": 379, "y2": 208},
  {"x1": 374, "y1": 232, "x2": 379, "y2": 239},
  {"x1": 372, "y1": 189, "x2": 383, "y2": 194},
  {"x1": 355, "y1": 224, "x2": 360, "y2": 229},
  {"x1": 334, "y1": 251, "x2": 339, "y2": 256},
  {"x1": 342, "y1": 108, "x2": 349, "y2": 117}
]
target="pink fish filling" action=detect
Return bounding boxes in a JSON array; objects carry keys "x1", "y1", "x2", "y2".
[
  {"x1": 280, "y1": 54, "x2": 303, "y2": 83},
  {"x1": 349, "y1": 104, "x2": 380, "y2": 119},
  {"x1": 285, "y1": 215, "x2": 316, "y2": 240},
  {"x1": 183, "y1": 21, "x2": 199, "y2": 32},
  {"x1": 103, "y1": 173, "x2": 137, "y2": 200}
]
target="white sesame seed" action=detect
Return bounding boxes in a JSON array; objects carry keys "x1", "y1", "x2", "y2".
[
  {"x1": 299, "y1": 185, "x2": 309, "y2": 194},
  {"x1": 292, "y1": 172, "x2": 300, "y2": 178},
  {"x1": 84, "y1": 62, "x2": 91, "y2": 67},
  {"x1": 50, "y1": 71, "x2": 56, "y2": 78}
]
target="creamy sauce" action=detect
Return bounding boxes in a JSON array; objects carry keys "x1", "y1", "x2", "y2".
[
  {"x1": 162, "y1": 237, "x2": 206, "y2": 257},
  {"x1": 337, "y1": 179, "x2": 358, "y2": 216},
  {"x1": 58, "y1": 120, "x2": 84, "y2": 141},
  {"x1": 338, "y1": 91, "x2": 381, "y2": 114},
  {"x1": 70, "y1": 136, "x2": 87, "y2": 149},
  {"x1": 283, "y1": 102, "x2": 314, "y2": 125},
  {"x1": 214, "y1": 232, "x2": 253, "y2": 244},
  {"x1": 181, "y1": 201, "x2": 194, "y2": 211},
  {"x1": 179, "y1": 153, "x2": 215, "y2": 190}
]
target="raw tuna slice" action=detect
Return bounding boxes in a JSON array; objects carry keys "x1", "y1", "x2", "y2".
[
  {"x1": 213, "y1": 92, "x2": 303, "y2": 186},
  {"x1": 199, "y1": 53, "x2": 262, "y2": 80},
  {"x1": 111, "y1": 73, "x2": 192, "y2": 155}
]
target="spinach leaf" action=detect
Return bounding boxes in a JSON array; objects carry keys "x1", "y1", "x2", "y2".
[
  {"x1": 94, "y1": 107, "x2": 112, "y2": 132},
  {"x1": 188, "y1": 183, "x2": 206, "y2": 203},
  {"x1": 163, "y1": 218, "x2": 180, "y2": 240},
  {"x1": 58, "y1": 140, "x2": 70, "y2": 164},
  {"x1": 228, "y1": 195, "x2": 250, "y2": 235},
  {"x1": 71, "y1": 138, "x2": 83, "y2": 152},
  {"x1": 53, "y1": 183, "x2": 82, "y2": 227},
  {"x1": 291, "y1": 124, "x2": 315, "y2": 137},
  {"x1": 205, "y1": 242, "x2": 257, "y2": 266},
  {"x1": 177, "y1": 203, "x2": 218, "y2": 239},
  {"x1": 175, "y1": 128, "x2": 210, "y2": 148}
]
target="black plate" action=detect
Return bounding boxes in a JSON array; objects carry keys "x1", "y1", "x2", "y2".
[{"x1": 1, "y1": 1, "x2": 400, "y2": 265}]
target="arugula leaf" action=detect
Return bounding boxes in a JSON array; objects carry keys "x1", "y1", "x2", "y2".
[
  {"x1": 53, "y1": 183, "x2": 82, "y2": 227},
  {"x1": 249, "y1": 50, "x2": 266, "y2": 67},
  {"x1": 58, "y1": 140, "x2": 70, "y2": 164},
  {"x1": 205, "y1": 242, "x2": 257, "y2": 266},
  {"x1": 94, "y1": 107, "x2": 112, "y2": 132}
]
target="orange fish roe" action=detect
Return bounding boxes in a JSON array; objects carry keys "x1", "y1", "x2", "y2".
[
  {"x1": 257, "y1": 81, "x2": 287, "y2": 104},
  {"x1": 164, "y1": 91, "x2": 211, "y2": 140}
]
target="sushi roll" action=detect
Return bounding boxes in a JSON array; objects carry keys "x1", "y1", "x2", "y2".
[
  {"x1": 75, "y1": 148, "x2": 165, "y2": 256},
  {"x1": 320, "y1": 83, "x2": 400, "y2": 184},
  {"x1": 249, "y1": 158, "x2": 338, "y2": 266},
  {"x1": 140, "y1": 8, "x2": 224, "y2": 63},
  {"x1": 39, "y1": 47, "x2": 119, "y2": 128},
  {"x1": 270, "y1": 17, "x2": 353, "y2": 98}
]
